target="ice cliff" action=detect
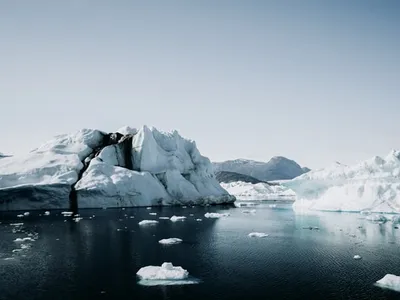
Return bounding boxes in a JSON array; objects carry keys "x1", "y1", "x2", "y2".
[
  {"x1": 0, "y1": 126, "x2": 234, "y2": 210},
  {"x1": 283, "y1": 150, "x2": 400, "y2": 213}
]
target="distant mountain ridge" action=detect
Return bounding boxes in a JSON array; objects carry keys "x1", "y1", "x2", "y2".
[
  {"x1": 215, "y1": 171, "x2": 267, "y2": 184},
  {"x1": 213, "y1": 156, "x2": 310, "y2": 181}
]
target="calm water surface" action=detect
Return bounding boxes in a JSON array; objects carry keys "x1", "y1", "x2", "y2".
[{"x1": 0, "y1": 201, "x2": 400, "y2": 300}]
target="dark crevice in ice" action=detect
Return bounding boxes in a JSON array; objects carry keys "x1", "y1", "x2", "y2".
[{"x1": 69, "y1": 132, "x2": 133, "y2": 213}]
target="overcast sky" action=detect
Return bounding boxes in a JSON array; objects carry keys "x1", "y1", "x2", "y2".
[{"x1": 1, "y1": 0, "x2": 399, "y2": 169}]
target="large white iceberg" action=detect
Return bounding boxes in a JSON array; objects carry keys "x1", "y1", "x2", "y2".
[
  {"x1": 283, "y1": 150, "x2": 400, "y2": 213},
  {"x1": 137, "y1": 262, "x2": 188, "y2": 280},
  {"x1": 375, "y1": 274, "x2": 400, "y2": 292},
  {"x1": 0, "y1": 126, "x2": 235, "y2": 210},
  {"x1": 221, "y1": 181, "x2": 295, "y2": 201}
]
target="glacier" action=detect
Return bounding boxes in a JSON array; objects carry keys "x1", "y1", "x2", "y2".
[
  {"x1": 220, "y1": 181, "x2": 295, "y2": 201},
  {"x1": 0, "y1": 125, "x2": 234, "y2": 211},
  {"x1": 283, "y1": 150, "x2": 400, "y2": 213}
]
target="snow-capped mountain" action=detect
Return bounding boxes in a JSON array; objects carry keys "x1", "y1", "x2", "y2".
[
  {"x1": 283, "y1": 150, "x2": 400, "y2": 213},
  {"x1": 0, "y1": 126, "x2": 234, "y2": 211},
  {"x1": 213, "y1": 156, "x2": 309, "y2": 181}
]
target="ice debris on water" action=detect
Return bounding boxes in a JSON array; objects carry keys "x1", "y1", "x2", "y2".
[
  {"x1": 375, "y1": 274, "x2": 400, "y2": 292},
  {"x1": 204, "y1": 212, "x2": 230, "y2": 218},
  {"x1": 159, "y1": 238, "x2": 183, "y2": 245},
  {"x1": 138, "y1": 220, "x2": 159, "y2": 226},
  {"x1": 248, "y1": 232, "x2": 269, "y2": 238},
  {"x1": 137, "y1": 262, "x2": 189, "y2": 280},
  {"x1": 353, "y1": 255, "x2": 362, "y2": 260},
  {"x1": 170, "y1": 216, "x2": 186, "y2": 222}
]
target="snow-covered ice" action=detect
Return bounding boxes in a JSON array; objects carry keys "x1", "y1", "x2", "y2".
[
  {"x1": 137, "y1": 262, "x2": 188, "y2": 280},
  {"x1": 353, "y1": 255, "x2": 362, "y2": 260},
  {"x1": 248, "y1": 232, "x2": 269, "y2": 238},
  {"x1": 0, "y1": 126, "x2": 235, "y2": 211},
  {"x1": 375, "y1": 274, "x2": 400, "y2": 292},
  {"x1": 138, "y1": 220, "x2": 159, "y2": 226},
  {"x1": 159, "y1": 217, "x2": 170, "y2": 220},
  {"x1": 284, "y1": 150, "x2": 400, "y2": 213},
  {"x1": 158, "y1": 238, "x2": 183, "y2": 245},
  {"x1": 14, "y1": 237, "x2": 35, "y2": 242},
  {"x1": 204, "y1": 212, "x2": 230, "y2": 218},
  {"x1": 221, "y1": 181, "x2": 295, "y2": 201},
  {"x1": 170, "y1": 216, "x2": 186, "y2": 222}
]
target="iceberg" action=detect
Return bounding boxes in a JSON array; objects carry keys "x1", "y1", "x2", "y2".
[
  {"x1": 136, "y1": 263, "x2": 199, "y2": 286},
  {"x1": 204, "y1": 212, "x2": 230, "y2": 218},
  {"x1": 283, "y1": 150, "x2": 400, "y2": 213},
  {"x1": 170, "y1": 216, "x2": 186, "y2": 222},
  {"x1": 0, "y1": 126, "x2": 235, "y2": 211},
  {"x1": 221, "y1": 181, "x2": 295, "y2": 201},
  {"x1": 248, "y1": 232, "x2": 269, "y2": 238},
  {"x1": 138, "y1": 220, "x2": 159, "y2": 226},
  {"x1": 375, "y1": 274, "x2": 400, "y2": 292},
  {"x1": 158, "y1": 238, "x2": 182, "y2": 245}
]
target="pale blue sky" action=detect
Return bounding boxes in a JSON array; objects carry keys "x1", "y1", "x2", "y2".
[{"x1": 1, "y1": 0, "x2": 399, "y2": 169}]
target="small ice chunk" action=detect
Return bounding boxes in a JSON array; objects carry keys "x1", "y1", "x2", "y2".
[
  {"x1": 146, "y1": 207, "x2": 152, "y2": 210},
  {"x1": 182, "y1": 206, "x2": 187, "y2": 208},
  {"x1": 138, "y1": 220, "x2": 159, "y2": 226},
  {"x1": 10, "y1": 223, "x2": 24, "y2": 226},
  {"x1": 149, "y1": 213, "x2": 157, "y2": 216},
  {"x1": 204, "y1": 212, "x2": 230, "y2": 218},
  {"x1": 12, "y1": 249, "x2": 22, "y2": 253},
  {"x1": 73, "y1": 217, "x2": 83, "y2": 222},
  {"x1": 14, "y1": 237, "x2": 35, "y2": 242},
  {"x1": 61, "y1": 211, "x2": 73, "y2": 216},
  {"x1": 23, "y1": 212, "x2": 30, "y2": 216},
  {"x1": 189, "y1": 214, "x2": 194, "y2": 216},
  {"x1": 44, "y1": 211, "x2": 50, "y2": 216},
  {"x1": 269, "y1": 204, "x2": 277, "y2": 208},
  {"x1": 376, "y1": 274, "x2": 400, "y2": 292},
  {"x1": 353, "y1": 255, "x2": 362, "y2": 260},
  {"x1": 170, "y1": 216, "x2": 186, "y2": 222},
  {"x1": 242, "y1": 209, "x2": 256, "y2": 214},
  {"x1": 366, "y1": 214, "x2": 387, "y2": 222},
  {"x1": 137, "y1": 262, "x2": 189, "y2": 280},
  {"x1": 159, "y1": 217, "x2": 170, "y2": 220},
  {"x1": 248, "y1": 232, "x2": 269, "y2": 238},
  {"x1": 196, "y1": 219, "x2": 202, "y2": 222},
  {"x1": 159, "y1": 238, "x2": 183, "y2": 245},
  {"x1": 17, "y1": 214, "x2": 24, "y2": 218}
]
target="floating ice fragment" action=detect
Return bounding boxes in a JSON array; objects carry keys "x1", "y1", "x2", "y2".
[
  {"x1": 353, "y1": 255, "x2": 362, "y2": 260},
  {"x1": 10, "y1": 223, "x2": 23, "y2": 226},
  {"x1": 23, "y1": 212, "x2": 30, "y2": 216},
  {"x1": 61, "y1": 211, "x2": 73, "y2": 216},
  {"x1": 138, "y1": 220, "x2": 159, "y2": 226},
  {"x1": 159, "y1": 238, "x2": 183, "y2": 245},
  {"x1": 376, "y1": 274, "x2": 400, "y2": 292},
  {"x1": 170, "y1": 216, "x2": 186, "y2": 222},
  {"x1": 14, "y1": 237, "x2": 35, "y2": 242},
  {"x1": 137, "y1": 262, "x2": 189, "y2": 280},
  {"x1": 17, "y1": 214, "x2": 24, "y2": 218},
  {"x1": 44, "y1": 211, "x2": 50, "y2": 216},
  {"x1": 248, "y1": 232, "x2": 269, "y2": 238},
  {"x1": 149, "y1": 213, "x2": 157, "y2": 216},
  {"x1": 159, "y1": 217, "x2": 170, "y2": 220},
  {"x1": 204, "y1": 212, "x2": 230, "y2": 218},
  {"x1": 196, "y1": 219, "x2": 202, "y2": 222},
  {"x1": 146, "y1": 207, "x2": 152, "y2": 210}
]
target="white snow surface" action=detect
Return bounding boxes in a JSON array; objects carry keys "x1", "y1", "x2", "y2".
[
  {"x1": 375, "y1": 274, "x2": 400, "y2": 292},
  {"x1": 284, "y1": 150, "x2": 400, "y2": 213},
  {"x1": 0, "y1": 125, "x2": 234, "y2": 210},
  {"x1": 158, "y1": 238, "x2": 183, "y2": 245},
  {"x1": 221, "y1": 181, "x2": 295, "y2": 201},
  {"x1": 137, "y1": 262, "x2": 189, "y2": 280}
]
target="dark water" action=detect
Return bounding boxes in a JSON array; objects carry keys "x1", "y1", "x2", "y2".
[{"x1": 1, "y1": 202, "x2": 400, "y2": 300}]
